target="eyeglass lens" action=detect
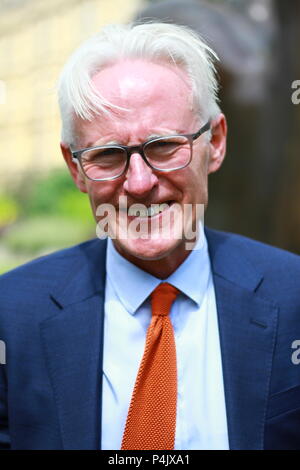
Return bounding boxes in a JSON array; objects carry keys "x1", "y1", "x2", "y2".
[{"x1": 80, "y1": 135, "x2": 191, "y2": 180}]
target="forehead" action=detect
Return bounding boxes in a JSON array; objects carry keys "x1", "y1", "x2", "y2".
[
  {"x1": 93, "y1": 59, "x2": 192, "y2": 107},
  {"x1": 75, "y1": 59, "x2": 197, "y2": 144}
]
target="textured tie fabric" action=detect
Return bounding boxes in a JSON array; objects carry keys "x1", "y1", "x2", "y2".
[{"x1": 121, "y1": 282, "x2": 180, "y2": 450}]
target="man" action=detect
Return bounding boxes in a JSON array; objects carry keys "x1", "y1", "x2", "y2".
[{"x1": 1, "y1": 22, "x2": 300, "y2": 450}]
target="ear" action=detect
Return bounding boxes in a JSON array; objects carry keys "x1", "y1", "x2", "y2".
[
  {"x1": 60, "y1": 142, "x2": 88, "y2": 193},
  {"x1": 207, "y1": 113, "x2": 227, "y2": 175}
]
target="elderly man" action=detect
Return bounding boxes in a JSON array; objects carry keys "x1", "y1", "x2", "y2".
[{"x1": 1, "y1": 23, "x2": 300, "y2": 451}]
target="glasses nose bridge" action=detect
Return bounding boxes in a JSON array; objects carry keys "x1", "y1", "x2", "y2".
[{"x1": 126, "y1": 143, "x2": 150, "y2": 167}]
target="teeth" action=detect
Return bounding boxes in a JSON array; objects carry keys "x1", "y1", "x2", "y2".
[
  {"x1": 128, "y1": 203, "x2": 170, "y2": 217},
  {"x1": 159, "y1": 203, "x2": 169, "y2": 214},
  {"x1": 127, "y1": 207, "x2": 145, "y2": 217},
  {"x1": 147, "y1": 206, "x2": 157, "y2": 216}
]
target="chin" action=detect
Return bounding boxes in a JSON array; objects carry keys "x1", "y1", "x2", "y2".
[{"x1": 114, "y1": 236, "x2": 183, "y2": 262}]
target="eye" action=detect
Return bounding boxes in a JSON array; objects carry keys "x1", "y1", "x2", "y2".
[
  {"x1": 82, "y1": 147, "x2": 126, "y2": 165},
  {"x1": 146, "y1": 137, "x2": 188, "y2": 157},
  {"x1": 154, "y1": 141, "x2": 178, "y2": 150}
]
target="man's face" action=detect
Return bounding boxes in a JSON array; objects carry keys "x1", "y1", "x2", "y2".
[{"x1": 62, "y1": 59, "x2": 226, "y2": 277}]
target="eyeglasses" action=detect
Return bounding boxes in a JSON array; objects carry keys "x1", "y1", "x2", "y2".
[{"x1": 70, "y1": 120, "x2": 211, "y2": 181}]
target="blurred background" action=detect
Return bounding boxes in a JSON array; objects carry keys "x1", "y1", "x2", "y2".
[{"x1": 0, "y1": 0, "x2": 299, "y2": 273}]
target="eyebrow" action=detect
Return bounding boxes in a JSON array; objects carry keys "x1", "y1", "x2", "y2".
[
  {"x1": 146, "y1": 131, "x2": 178, "y2": 140},
  {"x1": 85, "y1": 139, "x2": 119, "y2": 148},
  {"x1": 85, "y1": 131, "x2": 180, "y2": 148}
]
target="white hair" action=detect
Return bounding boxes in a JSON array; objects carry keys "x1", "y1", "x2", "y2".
[{"x1": 57, "y1": 22, "x2": 221, "y2": 145}]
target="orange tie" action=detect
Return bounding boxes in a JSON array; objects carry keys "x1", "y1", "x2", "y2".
[{"x1": 121, "y1": 282, "x2": 180, "y2": 450}]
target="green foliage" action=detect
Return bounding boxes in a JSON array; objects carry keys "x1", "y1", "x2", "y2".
[
  {"x1": 0, "y1": 170, "x2": 96, "y2": 273},
  {"x1": 3, "y1": 216, "x2": 95, "y2": 255},
  {"x1": 0, "y1": 195, "x2": 19, "y2": 227},
  {"x1": 23, "y1": 169, "x2": 93, "y2": 221},
  {"x1": 56, "y1": 190, "x2": 93, "y2": 223}
]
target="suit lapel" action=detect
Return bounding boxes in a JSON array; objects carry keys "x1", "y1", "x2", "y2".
[
  {"x1": 39, "y1": 230, "x2": 278, "y2": 450},
  {"x1": 40, "y1": 239, "x2": 107, "y2": 450},
  {"x1": 206, "y1": 228, "x2": 278, "y2": 450}
]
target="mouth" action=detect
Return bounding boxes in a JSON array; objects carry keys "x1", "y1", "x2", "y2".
[
  {"x1": 127, "y1": 201, "x2": 174, "y2": 218},
  {"x1": 122, "y1": 201, "x2": 174, "y2": 219}
]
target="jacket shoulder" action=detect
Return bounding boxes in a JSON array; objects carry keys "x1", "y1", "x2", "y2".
[
  {"x1": 205, "y1": 227, "x2": 300, "y2": 266},
  {"x1": 205, "y1": 227, "x2": 300, "y2": 301},
  {"x1": 1, "y1": 238, "x2": 100, "y2": 279}
]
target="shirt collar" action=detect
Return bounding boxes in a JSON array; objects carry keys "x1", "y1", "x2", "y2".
[{"x1": 106, "y1": 223, "x2": 211, "y2": 314}]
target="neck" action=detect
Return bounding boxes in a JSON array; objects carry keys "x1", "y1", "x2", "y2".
[{"x1": 113, "y1": 238, "x2": 198, "y2": 279}]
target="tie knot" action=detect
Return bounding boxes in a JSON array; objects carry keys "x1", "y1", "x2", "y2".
[{"x1": 151, "y1": 282, "x2": 180, "y2": 317}]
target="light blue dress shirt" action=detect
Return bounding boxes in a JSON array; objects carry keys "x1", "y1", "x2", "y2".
[{"x1": 101, "y1": 229, "x2": 229, "y2": 450}]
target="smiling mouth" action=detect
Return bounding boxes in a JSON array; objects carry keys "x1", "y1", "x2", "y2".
[{"x1": 124, "y1": 201, "x2": 175, "y2": 218}]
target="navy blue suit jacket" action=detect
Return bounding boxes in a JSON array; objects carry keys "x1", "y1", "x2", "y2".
[{"x1": 1, "y1": 227, "x2": 300, "y2": 449}]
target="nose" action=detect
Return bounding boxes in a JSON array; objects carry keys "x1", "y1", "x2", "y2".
[{"x1": 123, "y1": 152, "x2": 158, "y2": 199}]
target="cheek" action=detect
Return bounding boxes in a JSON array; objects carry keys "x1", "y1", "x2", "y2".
[
  {"x1": 85, "y1": 181, "x2": 120, "y2": 212},
  {"x1": 181, "y1": 164, "x2": 206, "y2": 189},
  {"x1": 190, "y1": 149, "x2": 209, "y2": 183},
  {"x1": 179, "y1": 160, "x2": 209, "y2": 202}
]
